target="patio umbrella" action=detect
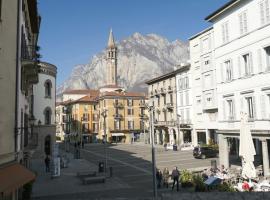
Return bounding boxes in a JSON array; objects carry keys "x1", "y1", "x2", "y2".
[{"x1": 239, "y1": 112, "x2": 257, "y2": 179}]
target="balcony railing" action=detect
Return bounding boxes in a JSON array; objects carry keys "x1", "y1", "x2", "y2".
[
  {"x1": 166, "y1": 103, "x2": 174, "y2": 110},
  {"x1": 139, "y1": 102, "x2": 146, "y2": 108},
  {"x1": 155, "y1": 120, "x2": 177, "y2": 126},
  {"x1": 167, "y1": 86, "x2": 173, "y2": 93},
  {"x1": 21, "y1": 45, "x2": 40, "y2": 61},
  {"x1": 139, "y1": 113, "x2": 148, "y2": 120},
  {"x1": 160, "y1": 88, "x2": 166, "y2": 95},
  {"x1": 113, "y1": 113, "x2": 123, "y2": 119},
  {"x1": 113, "y1": 102, "x2": 124, "y2": 109}
]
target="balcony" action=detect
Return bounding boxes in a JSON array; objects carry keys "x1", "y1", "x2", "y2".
[
  {"x1": 154, "y1": 89, "x2": 159, "y2": 96},
  {"x1": 167, "y1": 86, "x2": 173, "y2": 93},
  {"x1": 21, "y1": 45, "x2": 40, "y2": 91},
  {"x1": 113, "y1": 113, "x2": 123, "y2": 119},
  {"x1": 166, "y1": 103, "x2": 174, "y2": 110},
  {"x1": 139, "y1": 102, "x2": 146, "y2": 108},
  {"x1": 160, "y1": 88, "x2": 166, "y2": 95},
  {"x1": 113, "y1": 102, "x2": 124, "y2": 109},
  {"x1": 139, "y1": 113, "x2": 148, "y2": 120},
  {"x1": 155, "y1": 121, "x2": 176, "y2": 127}
]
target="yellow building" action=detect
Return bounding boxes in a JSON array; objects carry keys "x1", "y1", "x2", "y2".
[
  {"x1": 98, "y1": 91, "x2": 147, "y2": 143},
  {"x1": 66, "y1": 93, "x2": 99, "y2": 143}
]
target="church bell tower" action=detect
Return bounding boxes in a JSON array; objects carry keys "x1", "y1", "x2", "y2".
[{"x1": 106, "y1": 29, "x2": 117, "y2": 86}]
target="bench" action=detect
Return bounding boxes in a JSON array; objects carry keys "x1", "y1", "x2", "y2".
[
  {"x1": 77, "y1": 171, "x2": 97, "y2": 178},
  {"x1": 82, "y1": 176, "x2": 106, "y2": 184}
]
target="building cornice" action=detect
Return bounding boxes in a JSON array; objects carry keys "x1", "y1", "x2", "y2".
[{"x1": 38, "y1": 61, "x2": 57, "y2": 77}]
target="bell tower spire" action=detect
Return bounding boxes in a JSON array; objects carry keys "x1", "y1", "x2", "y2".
[{"x1": 106, "y1": 28, "x2": 117, "y2": 86}]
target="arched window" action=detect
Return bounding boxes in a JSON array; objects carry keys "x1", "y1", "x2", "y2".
[
  {"x1": 44, "y1": 79, "x2": 52, "y2": 98},
  {"x1": 44, "y1": 107, "x2": 52, "y2": 125}
]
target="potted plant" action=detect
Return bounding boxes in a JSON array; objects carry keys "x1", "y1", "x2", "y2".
[{"x1": 180, "y1": 169, "x2": 194, "y2": 188}]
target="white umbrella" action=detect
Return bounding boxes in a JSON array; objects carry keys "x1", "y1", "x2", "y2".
[{"x1": 239, "y1": 112, "x2": 257, "y2": 179}]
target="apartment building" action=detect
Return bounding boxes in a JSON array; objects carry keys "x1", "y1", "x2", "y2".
[
  {"x1": 0, "y1": 0, "x2": 40, "y2": 198},
  {"x1": 205, "y1": 0, "x2": 270, "y2": 175},
  {"x1": 97, "y1": 91, "x2": 146, "y2": 143},
  {"x1": 175, "y1": 65, "x2": 195, "y2": 146},
  {"x1": 189, "y1": 27, "x2": 218, "y2": 146},
  {"x1": 145, "y1": 69, "x2": 178, "y2": 147}
]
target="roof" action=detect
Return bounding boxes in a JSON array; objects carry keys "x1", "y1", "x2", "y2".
[
  {"x1": 188, "y1": 27, "x2": 213, "y2": 41},
  {"x1": 73, "y1": 95, "x2": 98, "y2": 103},
  {"x1": 205, "y1": 0, "x2": 239, "y2": 22},
  {"x1": 63, "y1": 89, "x2": 99, "y2": 95},
  {"x1": 108, "y1": 28, "x2": 116, "y2": 48},
  {"x1": 99, "y1": 91, "x2": 146, "y2": 98},
  {"x1": 145, "y1": 64, "x2": 190, "y2": 85},
  {"x1": 0, "y1": 163, "x2": 35, "y2": 194}
]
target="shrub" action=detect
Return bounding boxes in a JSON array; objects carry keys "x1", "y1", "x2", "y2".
[
  {"x1": 180, "y1": 169, "x2": 194, "y2": 187},
  {"x1": 217, "y1": 182, "x2": 236, "y2": 192},
  {"x1": 193, "y1": 174, "x2": 206, "y2": 192}
]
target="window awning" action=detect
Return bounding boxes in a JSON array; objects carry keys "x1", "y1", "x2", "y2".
[
  {"x1": 111, "y1": 133, "x2": 125, "y2": 136},
  {"x1": 0, "y1": 163, "x2": 36, "y2": 194}
]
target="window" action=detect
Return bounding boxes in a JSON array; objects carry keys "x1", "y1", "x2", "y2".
[
  {"x1": 225, "y1": 60, "x2": 233, "y2": 81},
  {"x1": 128, "y1": 121, "x2": 134, "y2": 130},
  {"x1": 82, "y1": 113, "x2": 89, "y2": 121},
  {"x1": 227, "y1": 99, "x2": 234, "y2": 120},
  {"x1": 170, "y1": 93, "x2": 173, "y2": 104},
  {"x1": 44, "y1": 80, "x2": 52, "y2": 98},
  {"x1": 180, "y1": 92, "x2": 183, "y2": 106},
  {"x1": 184, "y1": 77, "x2": 189, "y2": 89},
  {"x1": 222, "y1": 21, "x2": 229, "y2": 43},
  {"x1": 127, "y1": 108, "x2": 134, "y2": 115},
  {"x1": 246, "y1": 97, "x2": 255, "y2": 119},
  {"x1": 127, "y1": 99, "x2": 133, "y2": 106},
  {"x1": 163, "y1": 95, "x2": 166, "y2": 105},
  {"x1": 243, "y1": 53, "x2": 252, "y2": 76},
  {"x1": 82, "y1": 123, "x2": 89, "y2": 133},
  {"x1": 205, "y1": 60, "x2": 210, "y2": 65},
  {"x1": 196, "y1": 96, "x2": 201, "y2": 105},
  {"x1": 239, "y1": 11, "x2": 248, "y2": 35},
  {"x1": 265, "y1": 46, "x2": 270, "y2": 70},
  {"x1": 44, "y1": 107, "x2": 52, "y2": 125},
  {"x1": 84, "y1": 105, "x2": 88, "y2": 112},
  {"x1": 114, "y1": 120, "x2": 120, "y2": 130},
  {"x1": 178, "y1": 78, "x2": 183, "y2": 89},
  {"x1": 259, "y1": 0, "x2": 270, "y2": 25},
  {"x1": 157, "y1": 97, "x2": 160, "y2": 106}
]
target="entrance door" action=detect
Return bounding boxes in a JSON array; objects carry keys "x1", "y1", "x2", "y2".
[
  {"x1": 197, "y1": 132, "x2": 206, "y2": 145},
  {"x1": 44, "y1": 135, "x2": 51, "y2": 155}
]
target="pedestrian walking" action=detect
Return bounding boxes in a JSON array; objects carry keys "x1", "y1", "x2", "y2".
[
  {"x1": 163, "y1": 167, "x2": 170, "y2": 188},
  {"x1": 44, "y1": 155, "x2": 50, "y2": 173},
  {"x1": 156, "y1": 169, "x2": 163, "y2": 188},
  {"x1": 171, "y1": 166, "x2": 180, "y2": 191}
]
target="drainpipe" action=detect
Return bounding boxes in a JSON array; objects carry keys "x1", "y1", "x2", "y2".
[{"x1": 14, "y1": 0, "x2": 22, "y2": 159}]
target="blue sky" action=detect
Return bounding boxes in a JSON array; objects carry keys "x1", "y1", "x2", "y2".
[{"x1": 38, "y1": 0, "x2": 229, "y2": 86}]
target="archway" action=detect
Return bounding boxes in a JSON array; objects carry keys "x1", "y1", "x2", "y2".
[{"x1": 44, "y1": 135, "x2": 51, "y2": 156}]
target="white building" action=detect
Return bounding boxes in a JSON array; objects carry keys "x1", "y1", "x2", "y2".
[
  {"x1": 189, "y1": 27, "x2": 218, "y2": 146},
  {"x1": 205, "y1": 0, "x2": 270, "y2": 175},
  {"x1": 33, "y1": 62, "x2": 57, "y2": 156},
  {"x1": 175, "y1": 65, "x2": 195, "y2": 146}
]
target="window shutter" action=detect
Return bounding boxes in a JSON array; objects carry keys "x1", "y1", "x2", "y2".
[
  {"x1": 266, "y1": 0, "x2": 270, "y2": 23},
  {"x1": 240, "y1": 97, "x2": 244, "y2": 113},
  {"x1": 260, "y1": 95, "x2": 266, "y2": 119},
  {"x1": 220, "y1": 63, "x2": 224, "y2": 83},
  {"x1": 238, "y1": 56, "x2": 242, "y2": 78},
  {"x1": 252, "y1": 96, "x2": 257, "y2": 119},
  {"x1": 250, "y1": 52, "x2": 254, "y2": 74},
  {"x1": 257, "y1": 49, "x2": 263, "y2": 72},
  {"x1": 231, "y1": 59, "x2": 234, "y2": 80},
  {"x1": 223, "y1": 100, "x2": 226, "y2": 120}
]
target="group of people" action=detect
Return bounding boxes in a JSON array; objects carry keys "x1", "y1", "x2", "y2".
[{"x1": 156, "y1": 166, "x2": 181, "y2": 191}]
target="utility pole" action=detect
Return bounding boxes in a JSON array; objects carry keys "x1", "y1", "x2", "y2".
[{"x1": 101, "y1": 109, "x2": 108, "y2": 176}]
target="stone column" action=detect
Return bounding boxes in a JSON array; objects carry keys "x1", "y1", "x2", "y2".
[
  {"x1": 218, "y1": 134, "x2": 229, "y2": 169},
  {"x1": 192, "y1": 130, "x2": 198, "y2": 147},
  {"x1": 179, "y1": 130, "x2": 184, "y2": 146},
  {"x1": 206, "y1": 129, "x2": 210, "y2": 145},
  {"x1": 255, "y1": 139, "x2": 261, "y2": 155},
  {"x1": 156, "y1": 130, "x2": 160, "y2": 145},
  {"x1": 261, "y1": 139, "x2": 270, "y2": 176}
]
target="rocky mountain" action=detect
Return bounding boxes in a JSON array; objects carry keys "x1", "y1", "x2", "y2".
[{"x1": 57, "y1": 32, "x2": 189, "y2": 95}]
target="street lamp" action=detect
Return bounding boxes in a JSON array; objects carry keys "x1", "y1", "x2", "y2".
[
  {"x1": 177, "y1": 114, "x2": 181, "y2": 147},
  {"x1": 146, "y1": 103, "x2": 157, "y2": 199},
  {"x1": 101, "y1": 109, "x2": 108, "y2": 176}
]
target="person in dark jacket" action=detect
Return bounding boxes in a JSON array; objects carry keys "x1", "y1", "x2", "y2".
[
  {"x1": 156, "y1": 169, "x2": 163, "y2": 188},
  {"x1": 171, "y1": 166, "x2": 180, "y2": 191},
  {"x1": 44, "y1": 155, "x2": 50, "y2": 173}
]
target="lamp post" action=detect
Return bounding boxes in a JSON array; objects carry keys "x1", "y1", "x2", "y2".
[
  {"x1": 101, "y1": 109, "x2": 108, "y2": 175},
  {"x1": 147, "y1": 104, "x2": 157, "y2": 199},
  {"x1": 177, "y1": 114, "x2": 181, "y2": 147}
]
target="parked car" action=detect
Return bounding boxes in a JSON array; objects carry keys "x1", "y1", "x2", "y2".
[{"x1": 193, "y1": 146, "x2": 218, "y2": 159}]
